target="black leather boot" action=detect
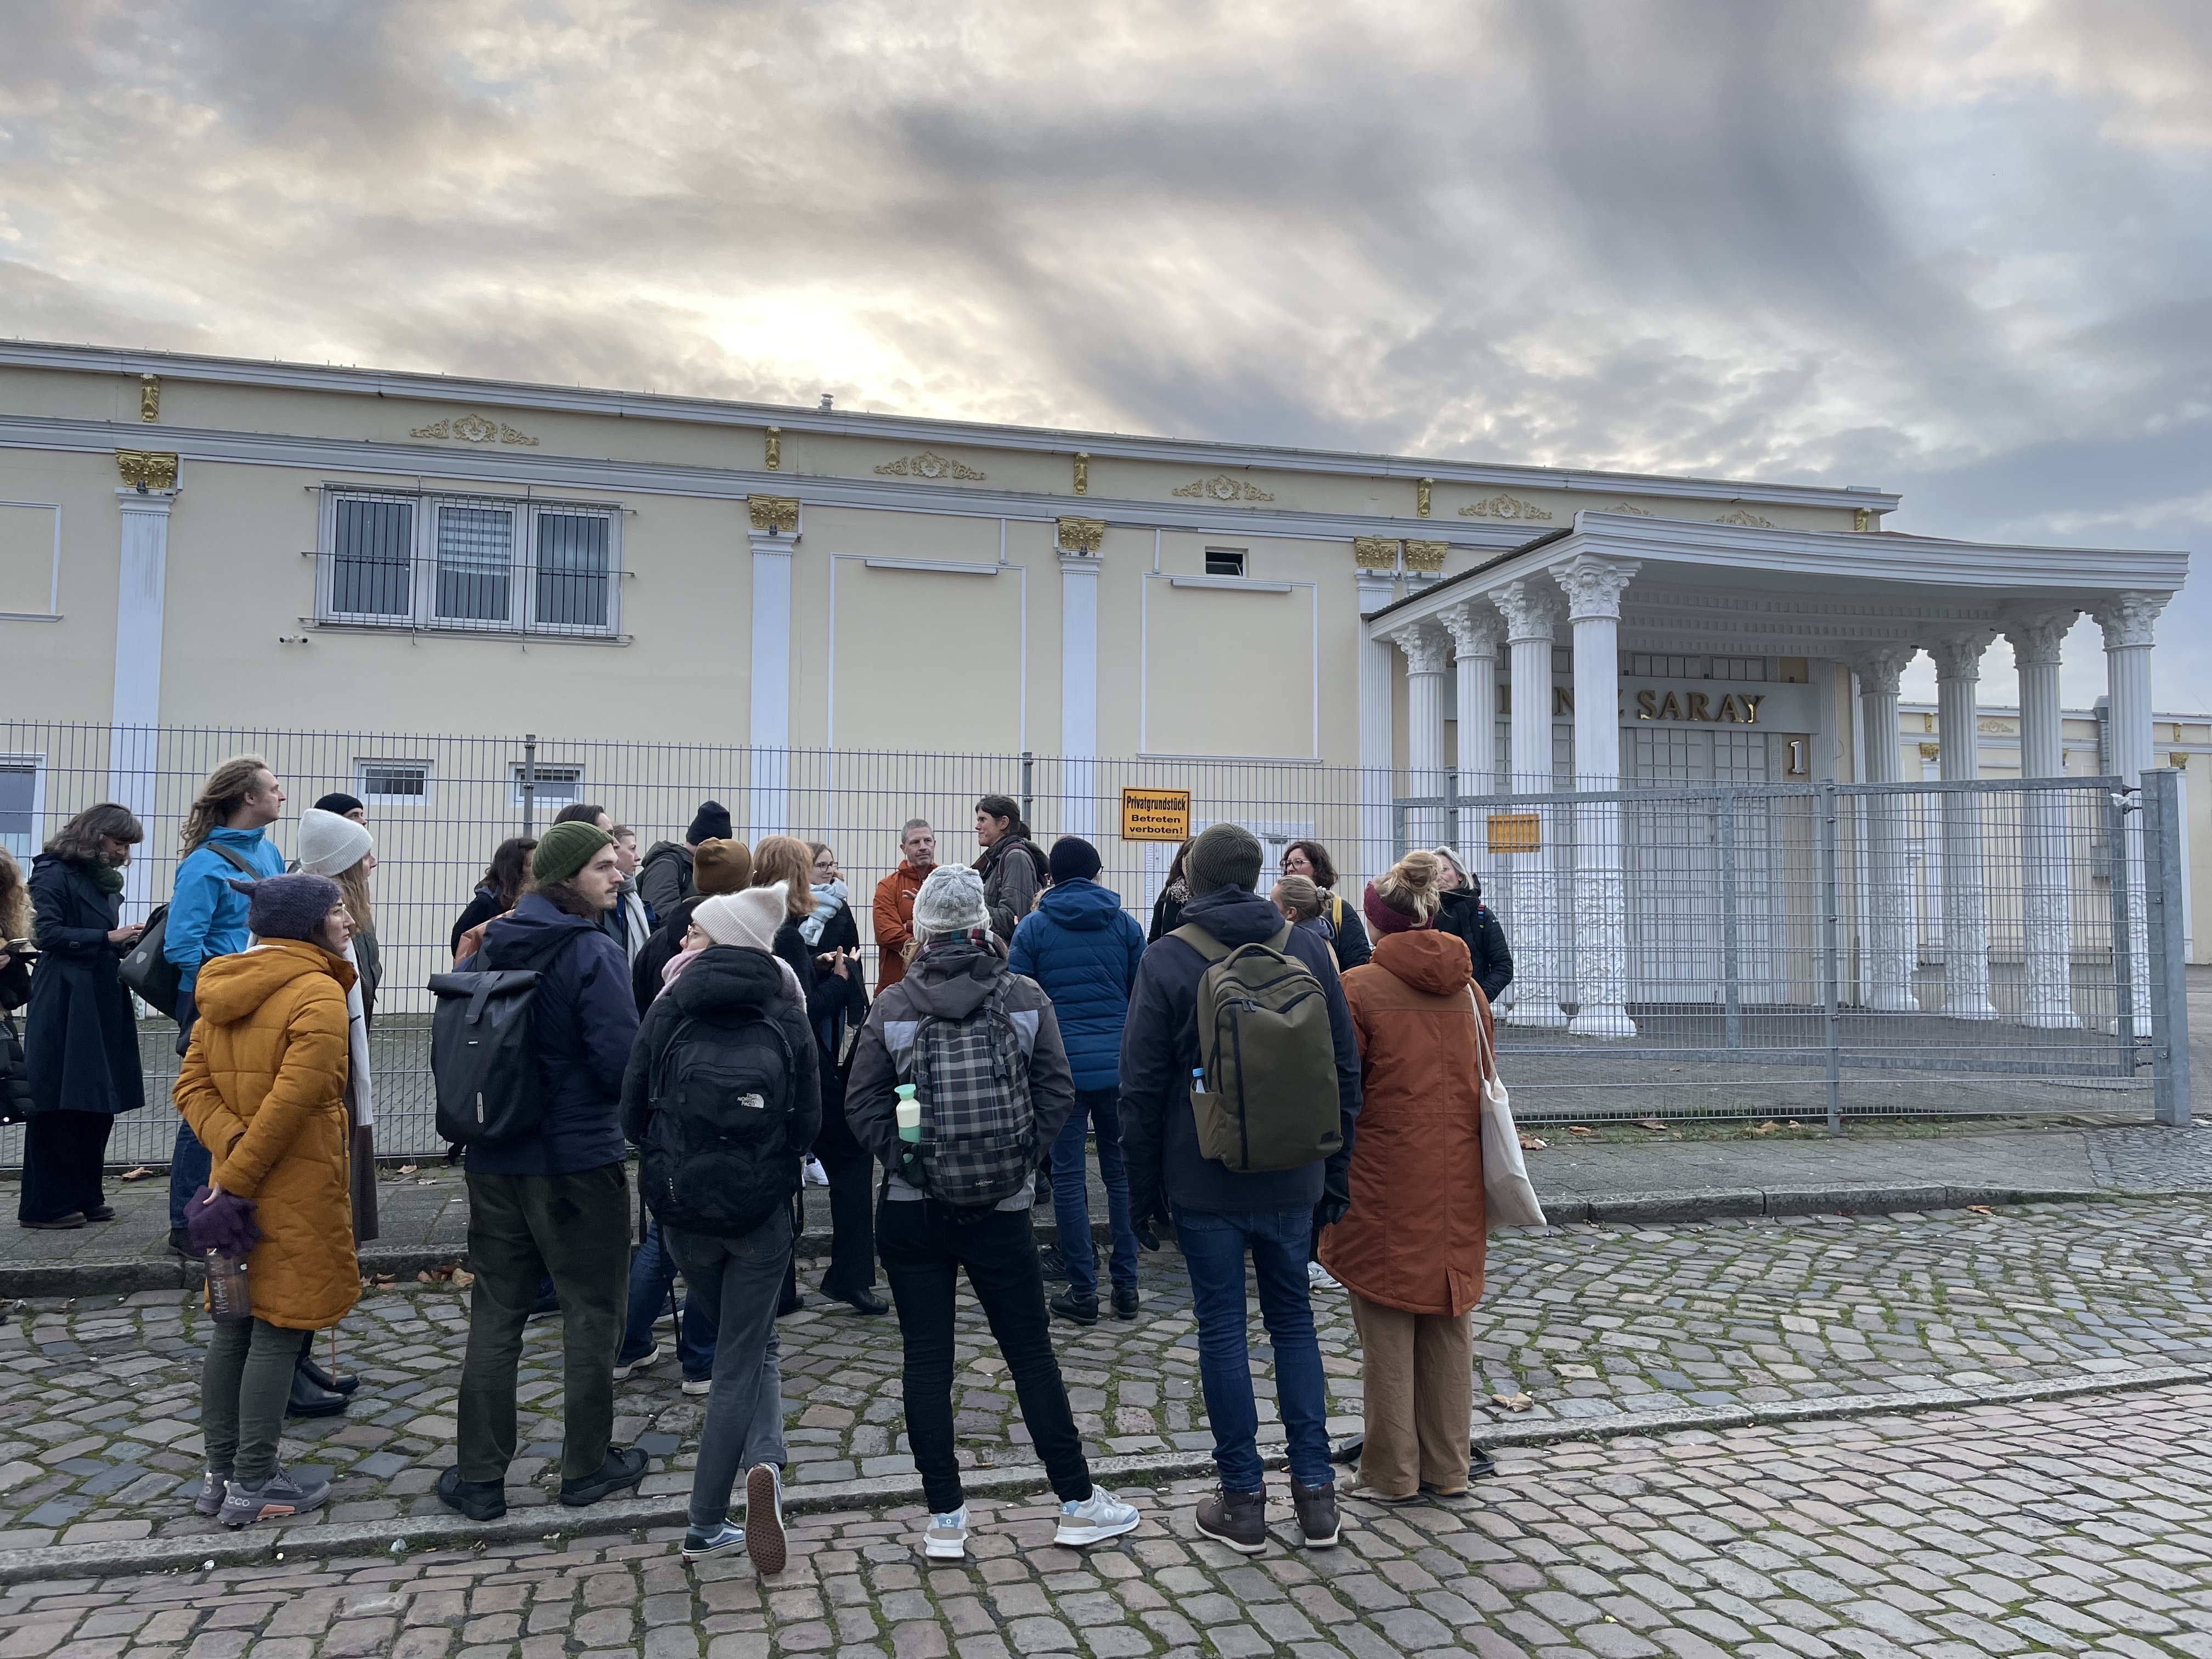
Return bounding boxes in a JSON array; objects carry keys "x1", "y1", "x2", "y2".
[{"x1": 286, "y1": 1360, "x2": 348, "y2": 1419}]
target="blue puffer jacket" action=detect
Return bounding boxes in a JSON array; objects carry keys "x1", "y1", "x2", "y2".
[
  {"x1": 1008, "y1": 879, "x2": 1146, "y2": 1091},
  {"x1": 458, "y1": 893, "x2": 639, "y2": 1178}
]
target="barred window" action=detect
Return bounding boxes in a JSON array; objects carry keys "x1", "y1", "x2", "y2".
[
  {"x1": 357, "y1": 760, "x2": 431, "y2": 803},
  {"x1": 510, "y1": 763, "x2": 583, "y2": 810},
  {"x1": 318, "y1": 490, "x2": 622, "y2": 638}
]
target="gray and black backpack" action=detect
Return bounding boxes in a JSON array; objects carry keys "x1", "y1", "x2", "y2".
[{"x1": 899, "y1": 978, "x2": 1036, "y2": 1214}]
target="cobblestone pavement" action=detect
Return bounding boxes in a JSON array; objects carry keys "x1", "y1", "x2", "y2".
[
  {"x1": 2085, "y1": 1126, "x2": 2212, "y2": 1192},
  {"x1": 5, "y1": 1385, "x2": 2211, "y2": 1658},
  {"x1": 5, "y1": 1195, "x2": 2212, "y2": 1555}
]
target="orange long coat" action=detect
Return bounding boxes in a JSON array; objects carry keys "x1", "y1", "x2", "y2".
[
  {"x1": 174, "y1": 940, "x2": 362, "y2": 1330},
  {"x1": 1318, "y1": 928, "x2": 1490, "y2": 1316},
  {"x1": 872, "y1": 862, "x2": 928, "y2": 994}
]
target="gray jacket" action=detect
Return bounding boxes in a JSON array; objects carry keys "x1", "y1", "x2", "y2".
[
  {"x1": 845, "y1": 935, "x2": 1077, "y2": 1209},
  {"x1": 975, "y1": 837, "x2": 1045, "y2": 944}
]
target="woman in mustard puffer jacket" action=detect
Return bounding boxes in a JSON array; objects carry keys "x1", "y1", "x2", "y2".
[{"x1": 174, "y1": 873, "x2": 360, "y2": 1528}]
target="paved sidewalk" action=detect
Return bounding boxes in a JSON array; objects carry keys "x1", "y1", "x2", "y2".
[
  {"x1": 6, "y1": 1193, "x2": 2212, "y2": 1566},
  {"x1": 3, "y1": 1383, "x2": 2208, "y2": 1658}
]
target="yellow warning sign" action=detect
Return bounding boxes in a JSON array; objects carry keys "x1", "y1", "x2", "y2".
[
  {"x1": 1487, "y1": 812, "x2": 1541, "y2": 854},
  {"x1": 1120, "y1": 788, "x2": 1192, "y2": 842}
]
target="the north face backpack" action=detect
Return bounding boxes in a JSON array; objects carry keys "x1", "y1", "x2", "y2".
[
  {"x1": 1171, "y1": 922, "x2": 1342, "y2": 1173},
  {"x1": 117, "y1": 839, "x2": 259, "y2": 1017},
  {"x1": 640, "y1": 1013, "x2": 801, "y2": 1238},
  {"x1": 902, "y1": 977, "x2": 1035, "y2": 1212},
  {"x1": 427, "y1": 928, "x2": 585, "y2": 1152}
]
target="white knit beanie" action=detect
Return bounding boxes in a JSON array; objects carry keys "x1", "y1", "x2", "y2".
[
  {"x1": 694, "y1": 884, "x2": 787, "y2": 953},
  {"x1": 912, "y1": 865, "x2": 988, "y2": 940},
  {"x1": 295, "y1": 806, "x2": 373, "y2": 877}
]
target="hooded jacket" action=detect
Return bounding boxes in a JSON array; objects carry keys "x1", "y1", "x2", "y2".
[
  {"x1": 1118, "y1": 884, "x2": 1362, "y2": 1219},
  {"x1": 975, "y1": 837, "x2": 1046, "y2": 944},
  {"x1": 164, "y1": 826, "x2": 289, "y2": 991},
  {"x1": 1319, "y1": 929, "x2": 1489, "y2": 1316},
  {"x1": 845, "y1": 935, "x2": 1077, "y2": 1205},
  {"x1": 871, "y1": 862, "x2": 929, "y2": 994},
  {"x1": 1007, "y1": 879, "x2": 1146, "y2": 1090},
  {"x1": 458, "y1": 893, "x2": 639, "y2": 1177},
  {"x1": 637, "y1": 840, "x2": 696, "y2": 917},
  {"x1": 621, "y1": 944, "x2": 822, "y2": 1156},
  {"x1": 172, "y1": 939, "x2": 360, "y2": 1329},
  {"x1": 1436, "y1": 885, "x2": 1514, "y2": 1005},
  {"x1": 24, "y1": 853, "x2": 143, "y2": 1117}
]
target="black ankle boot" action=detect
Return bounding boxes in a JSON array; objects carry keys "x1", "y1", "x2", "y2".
[{"x1": 286, "y1": 1361, "x2": 348, "y2": 1419}]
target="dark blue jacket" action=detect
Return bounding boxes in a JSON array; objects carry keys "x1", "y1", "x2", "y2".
[
  {"x1": 458, "y1": 893, "x2": 638, "y2": 1178},
  {"x1": 1008, "y1": 879, "x2": 1146, "y2": 1091},
  {"x1": 25, "y1": 854, "x2": 144, "y2": 1117},
  {"x1": 1118, "y1": 885, "x2": 1361, "y2": 1217}
]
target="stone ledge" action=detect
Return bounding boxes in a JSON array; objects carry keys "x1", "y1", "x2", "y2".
[{"x1": 2, "y1": 1361, "x2": 2206, "y2": 1587}]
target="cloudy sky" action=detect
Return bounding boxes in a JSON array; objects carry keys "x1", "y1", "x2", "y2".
[{"x1": 5, "y1": 0, "x2": 2207, "y2": 708}]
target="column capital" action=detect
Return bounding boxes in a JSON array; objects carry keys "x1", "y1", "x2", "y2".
[
  {"x1": 1056, "y1": 516, "x2": 1105, "y2": 556},
  {"x1": 2002, "y1": 607, "x2": 2079, "y2": 668},
  {"x1": 1928, "y1": 627, "x2": 1997, "y2": 681},
  {"x1": 115, "y1": 450, "x2": 179, "y2": 492},
  {"x1": 746, "y1": 494, "x2": 801, "y2": 537},
  {"x1": 2091, "y1": 590, "x2": 2167, "y2": 649},
  {"x1": 1438, "y1": 600, "x2": 1504, "y2": 659},
  {"x1": 1552, "y1": 554, "x2": 1639, "y2": 622},
  {"x1": 1843, "y1": 644, "x2": 1918, "y2": 695},
  {"x1": 1488, "y1": 578, "x2": 1559, "y2": 645},
  {"x1": 1386, "y1": 623, "x2": 1451, "y2": 676}
]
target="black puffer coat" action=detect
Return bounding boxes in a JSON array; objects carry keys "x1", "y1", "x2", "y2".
[
  {"x1": 1436, "y1": 884, "x2": 1514, "y2": 1005},
  {"x1": 24, "y1": 854, "x2": 144, "y2": 1117}
]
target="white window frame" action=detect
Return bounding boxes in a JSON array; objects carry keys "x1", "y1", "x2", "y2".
[
  {"x1": 509, "y1": 763, "x2": 584, "y2": 811},
  {"x1": 0, "y1": 753, "x2": 44, "y2": 866},
  {"x1": 316, "y1": 488, "x2": 624, "y2": 638},
  {"x1": 355, "y1": 759, "x2": 433, "y2": 805}
]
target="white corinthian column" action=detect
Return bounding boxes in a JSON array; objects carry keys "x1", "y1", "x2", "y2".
[
  {"x1": 1440, "y1": 600, "x2": 1503, "y2": 867},
  {"x1": 2095, "y1": 591, "x2": 2167, "y2": 1037},
  {"x1": 1845, "y1": 646, "x2": 1920, "y2": 1013},
  {"x1": 1489, "y1": 578, "x2": 1567, "y2": 1028},
  {"x1": 1931, "y1": 628, "x2": 1999, "y2": 1019},
  {"x1": 1556, "y1": 554, "x2": 1639, "y2": 1037},
  {"x1": 2005, "y1": 610, "x2": 2080, "y2": 1028},
  {"x1": 1389, "y1": 624, "x2": 1451, "y2": 856}
]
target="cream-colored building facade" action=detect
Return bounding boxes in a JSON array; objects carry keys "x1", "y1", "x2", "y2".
[{"x1": 0, "y1": 340, "x2": 2198, "y2": 966}]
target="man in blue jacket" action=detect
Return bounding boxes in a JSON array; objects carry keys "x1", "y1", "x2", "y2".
[
  {"x1": 162, "y1": 754, "x2": 288, "y2": 1255},
  {"x1": 437, "y1": 821, "x2": 646, "y2": 1522},
  {"x1": 1119, "y1": 822, "x2": 1361, "y2": 1555},
  {"x1": 1008, "y1": 836, "x2": 1147, "y2": 1325}
]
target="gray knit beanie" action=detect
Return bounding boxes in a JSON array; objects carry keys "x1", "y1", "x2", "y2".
[
  {"x1": 227, "y1": 874, "x2": 343, "y2": 943},
  {"x1": 912, "y1": 865, "x2": 989, "y2": 940},
  {"x1": 1185, "y1": 823, "x2": 1262, "y2": 895}
]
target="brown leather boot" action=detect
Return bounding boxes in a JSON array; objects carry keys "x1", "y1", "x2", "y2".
[
  {"x1": 1291, "y1": 1478, "x2": 1340, "y2": 1548},
  {"x1": 1194, "y1": 1486, "x2": 1267, "y2": 1554}
]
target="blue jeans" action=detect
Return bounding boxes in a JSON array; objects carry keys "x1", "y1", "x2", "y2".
[
  {"x1": 1051, "y1": 1088, "x2": 1138, "y2": 1302},
  {"x1": 1172, "y1": 1203, "x2": 1334, "y2": 1493},
  {"x1": 618, "y1": 1219, "x2": 717, "y2": 1379},
  {"x1": 168, "y1": 1119, "x2": 212, "y2": 1232}
]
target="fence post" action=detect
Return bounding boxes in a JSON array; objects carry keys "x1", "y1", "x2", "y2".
[
  {"x1": 1719, "y1": 794, "x2": 1742, "y2": 1051},
  {"x1": 1819, "y1": 780, "x2": 1842, "y2": 1136},
  {"x1": 2107, "y1": 786, "x2": 2136, "y2": 1067},
  {"x1": 1020, "y1": 750, "x2": 1033, "y2": 831},
  {"x1": 522, "y1": 732, "x2": 537, "y2": 837},
  {"x1": 2143, "y1": 769, "x2": 2193, "y2": 1127}
]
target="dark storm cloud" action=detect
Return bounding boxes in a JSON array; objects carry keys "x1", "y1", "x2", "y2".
[{"x1": 0, "y1": 0, "x2": 2203, "y2": 700}]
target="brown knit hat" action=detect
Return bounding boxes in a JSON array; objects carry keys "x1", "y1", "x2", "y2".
[{"x1": 692, "y1": 838, "x2": 752, "y2": 895}]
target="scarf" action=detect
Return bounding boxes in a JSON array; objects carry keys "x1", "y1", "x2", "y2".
[
  {"x1": 798, "y1": 877, "x2": 849, "y2": 948},
  {"x1": 86, "y1": 859, "x2": 126, "y2": 896},
  {"x1": 656, "y1": 943, "x2": 806, "y2": 1011}
]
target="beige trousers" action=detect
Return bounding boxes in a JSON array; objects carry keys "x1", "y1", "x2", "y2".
[{"x1": 1350, "y1": 1293, "x2": 1474, "y2": 1498}]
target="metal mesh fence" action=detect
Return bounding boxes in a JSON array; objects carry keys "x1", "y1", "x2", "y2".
[{"x1": 1399, "y1": 774, "x2": 2168, "y2": 1125}]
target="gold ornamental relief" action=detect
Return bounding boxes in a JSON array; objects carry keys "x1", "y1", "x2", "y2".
[
  {"x1": 139, "y1": 375, "x2": 160, "y2": 422},
  {"x1": 1457, "y1": 493, "x2": 1554, "y2": 522},
  {"x1": 409, "y1": 414, "x2": 540, "y2": 447},
  {"x1": 1713, "y1": 507, "x2": 1774, "y2": 527},
  {"x1": 1073, "y1": 453, "x2": 1090, "y2": 496},
  {"x1": 1171, "y1": 473, "x2": 1274, "y2": 503},
  {"x1": 1606, "y1": 501, "x2": 1653, "y2": 516},
  {"x1": 764, "y1": 427, "x2": 782, "y2": 471},
  {"x1": 874, "y1": 450, "x2": 985, "y2": 482},
  {"x1": 1057, "y1": 517, "x2": 1105, "y2": 555},
  {"x1": 1415, "y1": 478, "x2": 1433, "y2": 518},
  {"x1": 115, "y1": 450, "x2": 179, "y2": 490},
  {"x1": 1403, "y1": 540, "x2": 1448, "y2": 573},
  {"x1": 747, "y1": 496, "x2": 800, "y2": 534},
  {"x1": 1352, "y1": 537, "x2": 1401, "y2": 571}
]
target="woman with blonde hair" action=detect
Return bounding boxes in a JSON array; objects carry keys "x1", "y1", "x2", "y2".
[
  {"x1": 21, "y1": 804, "x2": 146, "y2": 1229},
  {"x1": 1317, "y1": 848, "x2": 1492, "y2": 1501}
]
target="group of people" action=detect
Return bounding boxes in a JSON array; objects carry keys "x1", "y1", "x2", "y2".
[{"x1": 0, "y1": 759, "x2": 1519, "y2": 1567}]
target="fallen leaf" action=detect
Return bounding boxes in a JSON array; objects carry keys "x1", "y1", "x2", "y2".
[
  {"x1": 1517, "y1": 1132, "x2": 1548, "y2": 1152},
  {"x1": 1966, "y1": 1205, "x2": 1993, "y2": 1215},
  {"x1": 1752, "y1": 1121, "x2": 1778, "y2": 1137},
  {"x1": 1786, "y1": 1120, "x2": 1803, "y2": 1129},
  {"x1": 450, "y1": 1268, "x2": 474, "y2": 1289},
  {"x1": 396, "y1": 1164, "x2": 418, "y2": 1176},
  {"x1": 1635, "y1": 1116, "x2": 1667, "y2": 1132},
  {"x1": 1568, "y1": 1125, "x2": 1596, "y2": 1137},
  {"x1": 368, "y1": 1273, "x2": 397, "y2": 1288},
  {"x1": 120, "y1": 1166, "x2": 157, "y2": 1182},
  {"x1": 1489, "y1": 1392, "x2": 1536, "y2": 1413}
]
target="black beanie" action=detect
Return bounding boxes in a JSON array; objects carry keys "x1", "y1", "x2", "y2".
[
  {"x1": 687, "y1": 800, "x2": 732, "y2": 844},
  {"x1": 1047, "y1": 836, "x2": 1102, "y2": 885},
  {"x1": 314, "y1": 792, "x2": 365, "y2": 817}
]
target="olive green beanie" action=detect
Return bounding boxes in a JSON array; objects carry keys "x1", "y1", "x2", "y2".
[{"x1": 532, "y1": 821, "x2": 612, "y2": 887}]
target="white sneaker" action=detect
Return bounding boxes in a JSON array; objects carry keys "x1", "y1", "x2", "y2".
[
  {"x1": 680, "y1": 1519, "x2": 745, "y2": 1564},
  {"x1": 612, "y1": 1343, "x2": 661, "y2": 1380},
  {"x1": 803, "y1": 1156, "x2": 830, "y2": 1187},
  {"x1": 1054, "y1": 1486, "x2": 1140, "y2": 1548},
  {"x1": 1307, "y1": 1261, "x2": 1340, "y2": 1291},
  {"x1": 924, "y1": 1503, "x2": 969, "y2": 1559},
  {"x1": 681, "y1": 1375, "x2": 713, "y2": 1397}
]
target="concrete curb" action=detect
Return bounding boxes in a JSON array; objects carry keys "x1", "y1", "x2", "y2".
[{"x1": 5, "y1": 1361, "x2": 2208, "y2": 1587}]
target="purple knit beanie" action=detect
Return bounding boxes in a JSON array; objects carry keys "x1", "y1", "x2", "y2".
[{"x1": 227, "y1": 874, "x2": 343, "y2": 943}]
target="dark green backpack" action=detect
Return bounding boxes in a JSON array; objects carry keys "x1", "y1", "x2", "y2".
[{"x1": 1172, "y1": 923, "x2": 1342, "y2": 1173}]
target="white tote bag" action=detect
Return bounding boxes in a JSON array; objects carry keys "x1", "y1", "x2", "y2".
[{"x1": 1472, "y1": 994, "x2": 1547, "y2": 1230}]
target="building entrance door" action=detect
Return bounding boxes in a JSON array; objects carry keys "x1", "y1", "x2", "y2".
[{"x1": 1623, "y1": 727, "x2": 1780, "y2": 1003}]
